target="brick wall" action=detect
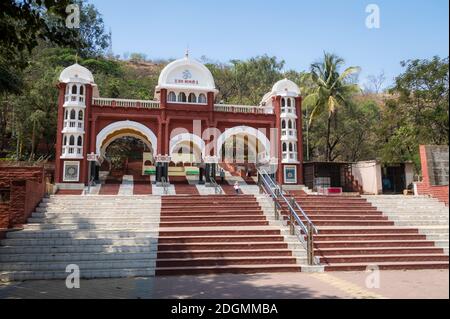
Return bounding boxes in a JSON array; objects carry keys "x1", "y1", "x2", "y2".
[
  {"x1": 0, "y1": 166, "x2": 46, "y2": 228},
  {"x1": 416, "y1": 145, "x2": 449, "y2": 206},
  {"x1": 0, "y1": 203, "x2": 9, "y2": 229}
]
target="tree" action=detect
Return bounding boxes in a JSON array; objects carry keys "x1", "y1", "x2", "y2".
[
  {"x1": 303, "y1": 53, "x2": 360, "y2": 161},
  {"x1": 364, "y1": 71, "x2": 386, "y2": 94}
]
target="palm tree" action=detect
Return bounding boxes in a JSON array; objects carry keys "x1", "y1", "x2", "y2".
[{"x1": 303, "y1": 53, "x2": 360, "y2": 161}]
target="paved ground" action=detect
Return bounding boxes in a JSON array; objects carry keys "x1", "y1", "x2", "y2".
[{"x1": 0, "y1": 270, "x2": 448, "y2": 299}]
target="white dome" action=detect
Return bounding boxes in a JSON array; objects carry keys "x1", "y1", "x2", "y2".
[
  {"x1": 59, "y1": 63, "x2": 95, "y2": 84},
  {"x1": 157, "y1": 55, "x2": 216, "y2": 92},
  {"x1": 272, "y1": 78, "x2": 300, "y2": 96}
]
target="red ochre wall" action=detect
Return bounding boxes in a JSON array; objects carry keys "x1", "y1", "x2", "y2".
[
  {"x1": 0, "y1": 166, "x2": 46, "y2": 229},
  {"x1": 416, "y1": 145, "x2": 449, "y2": 206}
]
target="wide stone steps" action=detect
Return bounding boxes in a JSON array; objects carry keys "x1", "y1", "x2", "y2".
[
  {"x1": 27, "y1": 217, "x2": 160, "y2": 224},
  {"x1": 0, "y1": 245, "x2": 155, "y2": 254},
  {"x1": 24, "y1": 222, "x2": 160, "y2": 230},
  {"x1": 155, "y1": 195, "x2": 307, "y2": 276},
  {"x1": 155, "y1": 264, "x2": 302, "y2": 276},
  {"x1": 1, "y1": 237, "x2": 157, "y2": 246},
  {"x1": 320, "y1": 255, "x2": 449, "y2": 264},
  {"x1": 1, "y1": 268, "x2": 155, "y2": 282},
  {"x1": 0, "y1": 195, "x2": 161, "y2": 281},
  {"x1": 158, "y1": 235, "x2": 285, "y2": 243},
  {"x1": 156, "y1": 256, "x2": 299, "y2": 267},
  {"x1": 0, "y1": 252, "x2": 156, "y2": 263},
  {"x1": 316, "y1": 247, "x2": 444, "y2": 256},
  {"x1": 5, "y1": 230, "x2": 158, "y2": 239},
  {"x1": 286, "y1": 194, "x2": 449, "y2": 271},
  {"x1": 314, "y1": 240, "x2": 436, "y2": 248},
  {"x1": 0, "y1": 259, "x2": 153, "y2": 272},
  {"x1": 324, "y1": 261, "x2": 448, "y2": 271},
  {"x1": 157, "y1": 249, "x2": 298, "y2": 259}
]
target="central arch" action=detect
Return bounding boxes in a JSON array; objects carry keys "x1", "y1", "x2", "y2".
[
  {"x1": 216, "y1": 126, "x2": 271, "y2": 162},
  {"x1": 169, "y1": 133, "x2": 206, "y2": 163},
  {"x1": 96, "y1": 121, "x2": 157, "y2": 158}
]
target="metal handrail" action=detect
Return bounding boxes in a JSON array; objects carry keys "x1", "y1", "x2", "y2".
[
  {"x1": 260, "y1": 169, "x2": 319, "y2": 234},
  {"x1": 161, "y1": 176, "x2": 169, "y2": 195},
  {"x1": 209, "y1": 177, "x2": 223, "y2": 194},
  {"x1": 257, "y1": 169, "x2": 318, "y2": 265}
]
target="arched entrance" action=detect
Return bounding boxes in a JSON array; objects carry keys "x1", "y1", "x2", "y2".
[
  {"x1": 216, "y1": 126, "x2": 271, "y2": 181},
  {"x1": 95, "y1": 121, "x2": 157, "y2": 183}
]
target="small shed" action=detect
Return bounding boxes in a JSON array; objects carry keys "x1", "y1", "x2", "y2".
[{"x1": 303, "y1": 162, "x2": 358, "y2": 192}]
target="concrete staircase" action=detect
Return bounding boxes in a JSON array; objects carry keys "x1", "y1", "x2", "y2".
[
  {"x1": 0, "y1": 195, "x2": 161, "y2": 281},
  {"x1": 285, "y1": 191, "x2": 449, "y2": 271},
  {"x1": 155, "y1": 195, "x2": 308, "y2": 275},
  {"x1": 364, "y1": 195, "x2": 449, "y2": 255}
]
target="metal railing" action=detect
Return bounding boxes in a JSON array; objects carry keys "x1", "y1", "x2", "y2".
[
  {"x1": 161, "y1": 176, "x2": 169, "y2": 195},
  {"x1": 257, "y1": 168, "x2": 318, "y2": 265},
  {"x1": 209, "y1": 177, "x2": 223, "y2": 195}
]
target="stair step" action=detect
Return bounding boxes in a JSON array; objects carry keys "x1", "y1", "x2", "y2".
[
  {"x1": 155, "y1": 264, "x2": 301, "y2": 276},
  {"x1": 157, "y1": 249, "x2": 295, "y2": 258},
  {"x1": 156, "y1": 256, "x2": 298, "y2": 267},
  {"x1": 324, "y1": 261, "x2": 449, "y2": 271}
]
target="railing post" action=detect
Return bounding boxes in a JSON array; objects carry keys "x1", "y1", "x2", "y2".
[
  {"x1": 307, "y1": 222, "x2": 314, "y2": 265},
  {"x1": 289, "y1": 197, "x2": 295, "y2": 235},
  {"x1": 274, "y1": 187, "x2": 279, "y2": 220}
]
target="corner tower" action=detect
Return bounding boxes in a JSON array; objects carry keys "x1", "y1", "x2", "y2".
[
  {"x1": 55, "y1": 63, "x2": 95, "y2": 188},
  {"x1": 261, "y1": 79, "x2": 304, "y2": 185}
]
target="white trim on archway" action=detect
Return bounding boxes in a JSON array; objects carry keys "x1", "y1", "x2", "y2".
[
  {"x1": 96, "y1": 120, "x2": 157, "y2": 156},
  {"x1": 216, "y1": 126, "x2": 271, "y2": 160},
  {"x1": 169, "y1": 133, "x2": 206, "y2": 161}
]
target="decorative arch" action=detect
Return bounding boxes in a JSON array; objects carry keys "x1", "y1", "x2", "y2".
[
  {"x1": 169, "y1": 133, "x2": 206, "y2": 162},
  {"x1": 96, "y1": 120, "x2": 157, "y2": 157},
  {"x1": 216, "y1": 126, "x2": 271, "y2": 159}
]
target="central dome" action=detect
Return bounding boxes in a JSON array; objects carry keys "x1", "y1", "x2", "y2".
[{"x1": 157, "y1": 55, "x2": 217, "y2": 92}]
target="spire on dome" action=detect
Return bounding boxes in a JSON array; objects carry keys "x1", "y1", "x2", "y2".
[{"x1": 185, "y1": 47, "x2": 190, "y2": 59}]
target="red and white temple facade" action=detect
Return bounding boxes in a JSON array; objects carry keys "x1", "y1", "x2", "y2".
[{"x1": 54, "y1": 53, "x2": 304, "y2": 188}]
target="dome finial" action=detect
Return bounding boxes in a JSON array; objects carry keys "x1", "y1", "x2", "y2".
[{"x1": 185, "y1": 45, "x2": 190, "y2": 58}]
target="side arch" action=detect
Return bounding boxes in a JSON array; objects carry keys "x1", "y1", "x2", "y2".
[
  {"x1": 96, "y1": 120, "x2": 157, "y2": 157},
  {"x1": 216, "y1": 126, "x2": 271, "y2": 160},
  {"x1": 169, "y1": 133, "x2": 206, "y2": 162}
]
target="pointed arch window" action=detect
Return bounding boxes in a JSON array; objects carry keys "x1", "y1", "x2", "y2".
[
  {"x1": 79, "y1": 85, "x2": 84, "y2": 96},
  {"x1": 69, "y1": 135, "x2": 75, "y2": 146},
  {"x1": 77, "y1": 136, "x2": 83, "y2": 146},
  {"x1": 71, "y1": 85, "x2": 77, "y2": 95},
  {"x1": 198, "y1": 94, "x2": 207, "y2": 104},
  {"x1": 70, "y1": 109, "x2": 76, "y2": 120},
  {"x1": 178, "y1": 92, "x2": 187, "y2": 103},
  {"x1": 168, "y1": 91, "x2": 176, "y2": 102},
  {"x1": 78, "y1": 110, "x2": 84, "y2": 121},
  {"x1": 188, "y1": 93, "x2": 197, "y2": 103}
]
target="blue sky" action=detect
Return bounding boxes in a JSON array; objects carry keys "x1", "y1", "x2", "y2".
[{"x1": 90, "y1": 0, "x2": 449, "y2": 88}]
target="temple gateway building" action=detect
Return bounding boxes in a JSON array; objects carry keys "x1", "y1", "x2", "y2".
[{"x1": 55, "y1": 53, "x2": 304, "y2": 189}]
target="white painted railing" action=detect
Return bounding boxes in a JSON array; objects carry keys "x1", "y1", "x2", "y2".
[
  {"x1": 214, "y1": 104, "x2": 274, "y2": 114},
  {"x1": 92, "y1": 98, "x2": 160, "y2": 109}
]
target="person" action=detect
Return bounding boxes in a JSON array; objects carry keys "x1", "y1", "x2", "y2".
[
  {"x1": 234, "y1": 181, "x2": 241, "y2": 195},
  {"x1": 220, "y1": 169, "x2": 225, "y2": 184}
]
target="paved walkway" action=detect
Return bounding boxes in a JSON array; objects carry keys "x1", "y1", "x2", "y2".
[{"x1": 0, "y1": 270, "x2": 447, "y2": 299}]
